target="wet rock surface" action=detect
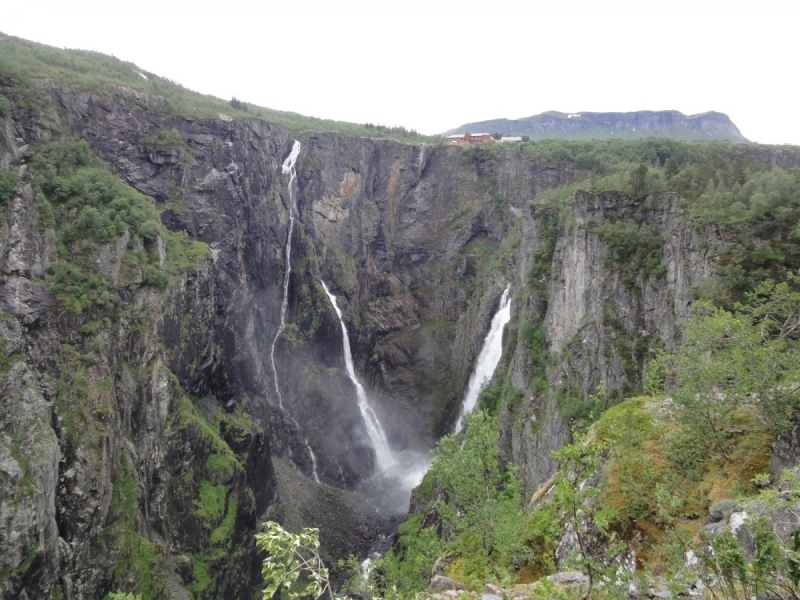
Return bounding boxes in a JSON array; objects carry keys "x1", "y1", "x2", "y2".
[{"x1": 270, "y1": 457, "x2": 383, "y2": 581}]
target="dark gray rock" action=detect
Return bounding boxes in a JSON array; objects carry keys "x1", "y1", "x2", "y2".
[
  {"x1": 706, "y1": 499, "x2": 738, "y2": 525},
  {"x1": 428, "y1": 575, "x2": 466, "y2": 594}
]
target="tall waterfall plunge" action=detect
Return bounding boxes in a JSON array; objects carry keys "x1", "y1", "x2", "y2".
[
  {"x1": 269, "y1": 141, "x2": 319, "y2": 483},
  {"x1": 455, "y1": 287, "x2": 512, "y2": 433},
  {"x1": 321, "y1": 281, "x2": 394, "y2": 471}
]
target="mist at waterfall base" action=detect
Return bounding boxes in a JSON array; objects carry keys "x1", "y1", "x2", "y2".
[
  {"x1": 272, "y1": 145, "x2": 510, "y2": 557},
  {"x1": 321, "y1": 281, "x2": 431, "y2": 529},
  {"x1": 360, "y1": 287, "x2": 513, "y2": 557}
]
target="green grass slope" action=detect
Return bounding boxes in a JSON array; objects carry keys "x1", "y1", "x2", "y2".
[{"x1": 0, "y1": 32, "x2": 436, "y2": 143}]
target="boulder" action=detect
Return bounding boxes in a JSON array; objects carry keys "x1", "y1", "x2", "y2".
[
  {"x1": 705, "y1": 499, "x2": 738, "y2": 524},
  {"x1": 428, "y1": 575, "x2": 466, "y2": 594},
  {"x1": 546, "y1": 571, "x2": 590, "y2": 586}
]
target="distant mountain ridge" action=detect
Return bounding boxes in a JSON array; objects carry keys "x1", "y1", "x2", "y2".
[{"x1": 444, "y1": 110, "x2": 747, "y2": 142}]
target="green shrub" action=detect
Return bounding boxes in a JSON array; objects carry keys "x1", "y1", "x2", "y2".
[
  {"x1": 0, "y1": 94, "x2": 11, "y2": 118},
  {"x1": 32, "y1": 141, "x2": 162, "y2": 246},
  {"x1": 0, "y1": 169, "x2": 16, "y2": 205},
  {"x1": 590, "y1": 218, "x2": 666, "y2": 287},
  {"x1": 144, "y1": 265, "x2": 168, "y2": 290},
  {"x1": 138, "y1": 127, "x2": 186, "y2": 148},
  {"x1": 48, "y1": 263, "x2": 114, "y2": 312}
]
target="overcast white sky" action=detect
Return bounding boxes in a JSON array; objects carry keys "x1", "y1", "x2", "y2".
[{"x1": 3, "y1": 0, "x2": 798, "y2": 144}]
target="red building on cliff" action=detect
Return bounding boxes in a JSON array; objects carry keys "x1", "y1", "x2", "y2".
[{"x1": 445, "y1": 131, "x2": 495, "y2": 144}]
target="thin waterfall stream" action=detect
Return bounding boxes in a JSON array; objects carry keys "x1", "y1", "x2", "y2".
[
  {"x1": 270, "y1": 140, "x2": 300, "y2": 412},
  {"x1": 270, "y1": 140, "x2": 319, "y2": 483}
]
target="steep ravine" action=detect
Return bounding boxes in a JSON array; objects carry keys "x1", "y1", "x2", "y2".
[{"x1": 0, "y1": 78, "x2": 734, "y2": 598}]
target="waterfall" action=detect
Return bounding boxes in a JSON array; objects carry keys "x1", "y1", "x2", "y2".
[
  {"x1": 455, "y1": 286, "x2": 512, "y2": 433},
  {"x1": 269, "y1": 140, "x2": 319, "y2": 483},
  {"x1": 321, "y1": 281, "x2": 394, "y2": 471},
  {"x1": 306, "y1": 439, "x2": 319, "y2": 481},
  {"x1": 270, "y1": 140, "x2": 301, "y2": 411}
]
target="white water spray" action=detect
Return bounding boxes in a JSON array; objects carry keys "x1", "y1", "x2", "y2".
[
  {"x1": 455, "y1": 286, "x2": 512, "y2": 433},
  {"x1": 269, "y1": 140, "x2": 319, "y2": 483},
  {"x1": 321, "y1": 281, "x2": 394, "y2": 471}
]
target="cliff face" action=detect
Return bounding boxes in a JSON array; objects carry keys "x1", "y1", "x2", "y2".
[
  {"x1": 0, "y1": 82, "x2": 384, "y2": 598},
  {"x1": 446, "y1": 110, "x2": 747, "y2": 141},
  {"x1": 1, "y1": 78, "x2": 732, "y2": 598},
  {"x1": 498, "y1": 190, "x2": 723, "y2": 491},
  {"x1": 294, "y1": 135, "x2": 571, "y2": 448}
]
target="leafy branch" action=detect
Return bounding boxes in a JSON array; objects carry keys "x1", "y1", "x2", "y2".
[{"x1": 255, "y1": 522, "x2": 334, "y2": 600}]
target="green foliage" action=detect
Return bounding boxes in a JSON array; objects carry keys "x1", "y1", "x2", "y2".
[
  {"x1": 552, "y1": 435, "x2": 627, "y2": 597},
  {"x1": 0, "y1": 33, "x2": 436, "y2": 142},
  {"x1": 521, "y1": 321, "x2": 549, "y2": 393},
  {"x1": 0, "y1": 339, "x2": 25, "y2": 374},
  {"x1": 555, "y1": 383, "x2": 613, "y2": 427},
  {"x1": 428, "y1": 411, "x2": 530, "y2": 584},
  {"x1": 521, "y1": 137, "x2": 800, "y2": 303},
  {"x1": 255, "y1": 521, "x2": 333, "y2": 600},
  {"x1": 519, "y1": 138, "x2": 776, "y2": 178},
  {"x1": 80, "y1": 320, "x2": 101, "y2": 334},
  {"x1": 138, "y1": 127, "x2": 186, "y2": 148},
  {"x1": 650, "y1": 280, "x2": 800, "y2": 459},
  {"x1": 105, "y1": 459, "x2": 169, "y2": 599},
  {"x1": 476, "y1": 366, "x2": 525, "y2": 416},
  {"x1": 590, "y1": 218, "x2": 666, "y2": 287},
  {"x1": 372, "y1": 526, "x2": 445, "y2": 598},
  {"x1": 48, "y1": 262, "x2": 115, "y2": 312},
  {"x1": 27, "y1": 139, "x2": 176, "y2": 310},
  {"x1": 107, "y1": 593, "x2": 143, "y2": 600},
  {"x1": 695, "y1": 471, "x2": 800, "y2": 600},
  {"x1": 173, "y1": 397, "x2": 245, "y2": 486},
  {"x1": 0, "y1": 168, "x2": 16, "y2": 205},
  {"x1": 525, "y1": 210, "x2": 559, "y2": 297},
  {"x1": 689, "y1": 166, "x2": 799, "y2": 225},
  {"x1": 209, "y1": 498, "x2": 238, "y2": 545},
  {"x1": 193, "y1": 481, "x2": 227, "y2": 524},
  {"x1": 32, "y1": 140, "x2": 162, "y2": 245},
  {"x1": 163, "y1": 229, "x2": 210, "y2": 278},
  {"x1": 23, "y1": 138, "x2": 208, "y2": 311},
  {"x1": 380, "y1": 412, "x2": 535, "y2": 593},
  {"x1": 521, "y1": 506, "x2": 561, "y2": 576},
  {"x1": 629, "y1": 163, "x2": 651, "y2": 197},
  {"x1": 143, "y1": 265, "x2": 168, "y2": 290},
  {"x1": 0, "y1": 93, "x2": 11, "y2": 118}
]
